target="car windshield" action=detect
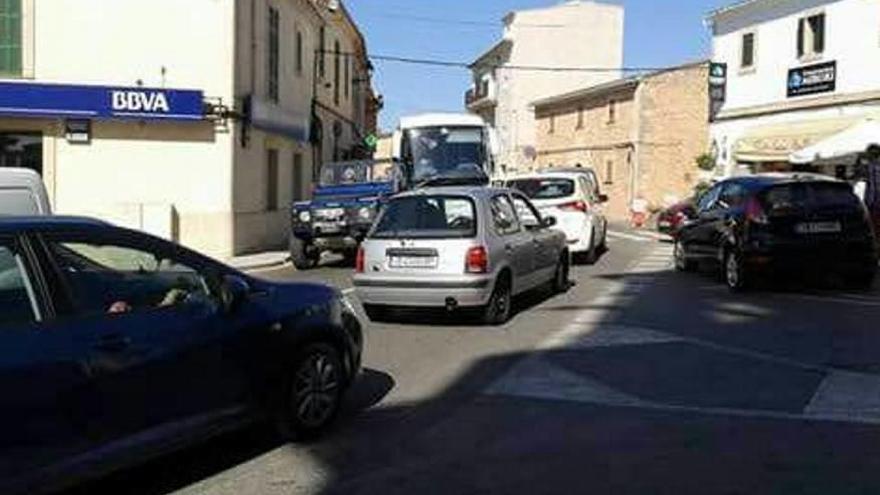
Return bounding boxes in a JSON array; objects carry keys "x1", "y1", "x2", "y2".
[
  {"x1": 405, "y1": 126, "x2": 488, "y2": 184},
  {"x1": 319, "y1": 161, "x2": 393, "y2": 186},
  {"x1": 371, "y1": 195, "x2": 476, "y2": 239},
  {"x1": 508, "y1": 178, "x2": 575, "y2": 200}
]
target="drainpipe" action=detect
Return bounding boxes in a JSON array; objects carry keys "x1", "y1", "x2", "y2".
[{"x1": 630, "y1": 78, "x2": 645, "y2": 209}]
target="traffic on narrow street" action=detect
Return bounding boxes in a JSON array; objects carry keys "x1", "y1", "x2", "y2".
[{"x1": 3, "y1": 0, "x2": 880, "y2": 494}]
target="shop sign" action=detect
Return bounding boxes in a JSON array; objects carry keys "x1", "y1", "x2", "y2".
[
  {"x1": 708, "y1": 62, "x2": 727, "y2": 122},
  {"x1": 787, "y1": 61, "x2": 836, "y2": 98},
  {"x1": 0, "y1": 82, "x2": 205, "y2": 121}
]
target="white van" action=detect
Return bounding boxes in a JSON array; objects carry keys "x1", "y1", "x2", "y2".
[{"x1": 0, "y1": 168, "x2": 51, "y2": 215}]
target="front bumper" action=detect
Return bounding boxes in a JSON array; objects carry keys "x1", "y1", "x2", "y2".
[{"x1": 353, "y1": 276, "x2": 494, "y2": 308}]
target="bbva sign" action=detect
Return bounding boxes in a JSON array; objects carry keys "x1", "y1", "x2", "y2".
[{"x1": 111, "y1": 90, "x2": 170, "y2": 113}]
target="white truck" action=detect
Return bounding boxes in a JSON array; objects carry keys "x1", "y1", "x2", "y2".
[{"x1": 390, "y1": 113, "x2": 500, "y2": 188}]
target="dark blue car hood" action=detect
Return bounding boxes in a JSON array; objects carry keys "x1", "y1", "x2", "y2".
[{"x1": 305, "y1": 182, "x2": 393, "y2": 208}]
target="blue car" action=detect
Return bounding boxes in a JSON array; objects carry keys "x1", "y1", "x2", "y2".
[
  {"x1": 0, "y1": 217, "x2": 363, "y2": 494},
  {"x1": 291, "y1": 160, "x2": 395, "y2": 269}
]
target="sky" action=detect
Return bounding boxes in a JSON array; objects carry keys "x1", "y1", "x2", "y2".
[{"x1": 345, "y1": 0, "x2": 733, "y2": 132}]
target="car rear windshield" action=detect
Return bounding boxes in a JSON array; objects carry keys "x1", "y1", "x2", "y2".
[
  {"x1": 763, "y1": 182, "x2": 861, "y2": 213},
  {"x1": 371, "y1": 196, "x2": 477, "y2": 239},
  {"x1": 507, "y1": 178, "x2": 575, "y2": 200}
]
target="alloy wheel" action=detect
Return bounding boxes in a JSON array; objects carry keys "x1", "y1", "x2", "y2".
[{"x1": 291, "y1": 352, "x2": 340, "y2": 429}]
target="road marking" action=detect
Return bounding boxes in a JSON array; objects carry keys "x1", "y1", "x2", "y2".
[
  {"x1": 488, "y1": 244, "x2": 880, "y2": 427},
  {"x1": 606, "y1": 230, "x2": 654, "y2": 242}
]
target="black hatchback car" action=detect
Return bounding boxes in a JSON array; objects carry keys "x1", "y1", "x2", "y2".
[
  {"x1": 0, "y1": 217, "x2": 363, "y2": 494},
  {"x1": 674, "y1": 173, "x2": 878, "y2": 291}
]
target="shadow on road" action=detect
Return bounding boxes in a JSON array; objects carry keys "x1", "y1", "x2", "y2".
[{"x1": 58, "y1": 252, "x2": 880, "y2": 495}]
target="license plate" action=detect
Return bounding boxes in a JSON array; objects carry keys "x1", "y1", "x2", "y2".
[
  {"x1": 314, "y1": 222, "x2": 342, "y2": 233},
  {"x1": 389, "y1": 256, "x2": 437, "y2": 268},
  {"x1": 795, "y1": 221, "x2": 842, "y2": 234}
]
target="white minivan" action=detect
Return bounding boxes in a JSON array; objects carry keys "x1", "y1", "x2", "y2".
[
  {"x1": 507, "y1": 171, "x2": 608, "y2": 264},
  {"x1": 0, "y1": 168, "x2": 51, "y2": 215}
]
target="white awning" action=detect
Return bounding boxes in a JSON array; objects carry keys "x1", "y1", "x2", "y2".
[{"x1": 790, "y1": 118, "x2": 880, "y2": 164}]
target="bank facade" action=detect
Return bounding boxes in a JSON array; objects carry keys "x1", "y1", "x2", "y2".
[
  {"x1": 0, "y1": 0, "x2": 378, "y2": 259},
  {"x1": 707, "y1": 0, "x2": 880, "y2": 179}
]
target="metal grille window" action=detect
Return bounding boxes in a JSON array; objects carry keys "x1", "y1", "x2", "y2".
[
  {"x1": 267, "y1": 7, "x2": 280, "y2": 103},
  {"x1": 266, "y1": 149, "x2": 279, "y2": 211},
  {"x1": 296, "y1": 30, "x2": 303, "y2": 75},
  {"x1": 333, "y1": 40, "x2": 341, "y2": 105},
  {"x1": 344, "y1": 55, "x2": 350, "y2": 100},
  {"x1": 0, "y1": 0, "x2": 22, "y2": 76}
]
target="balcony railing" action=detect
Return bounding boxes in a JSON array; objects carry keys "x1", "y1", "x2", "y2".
[{"x1": 465, "y1": 85, "x2": 495, "y2": 108}]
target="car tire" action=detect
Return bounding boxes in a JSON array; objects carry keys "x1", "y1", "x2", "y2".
[
  {"x1": 583, "y1": 228, "x2": 599, "y2": 265},
  {"x1": 363, "y1": 303, "x2": 390, "y2": 323},
  {"x1": 724, "y1": 249, "x2": 749, "y2": 292},
  {"x1": 552, "y1": 252, "x2": 571, "y2": 293},
  {"x1": 276, "y1": 342, "x2": 344, "y2": 441},
  {"x1": 674, "y1": 240, "x2": 696, "y2": 272},
  {"x1": 290, "y1": 236, "x2": 318, "y2": 270},
  {"x1": 482, "y1": 274, "x2": 512, "y2": 326}
]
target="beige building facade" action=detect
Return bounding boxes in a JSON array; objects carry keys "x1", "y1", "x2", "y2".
[
  {"x1": 0, "y1": 0, "x2": 377, "y2": 259},
  {"x1": 466, "y1": 0, "x2": 624, "y2": 174},
  {"x1": 533, "y1": 62, "x2": 710, "y2": 220}
]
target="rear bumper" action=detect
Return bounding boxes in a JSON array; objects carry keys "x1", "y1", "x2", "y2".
[
  {"x1": 353, "y1": 276, "x2": 494, "y2": 307},
  {"x1": 742, "y1": 243, "x2": 878, "y2": 273}
]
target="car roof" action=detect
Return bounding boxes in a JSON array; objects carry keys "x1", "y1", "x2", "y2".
[
  {"x1": 0, "y1": 215, "x2": 111, "y2": 235},
  {"x1": 508, "y1": 171, "x2": 584, "y2": 181},
  {"x1": 726, "y1": 172, "x2": 843, "y2": 188},
  {"x1": 393, "y1": 186, "x2": 512, "y2": 199},
  {"x1": 399, "y1": 113, "x2": 485, "y2": 129}
]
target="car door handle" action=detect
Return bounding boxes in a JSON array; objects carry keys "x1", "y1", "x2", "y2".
[{"x1": 93, "y1": 334, "x2": 132, "y2": 353}]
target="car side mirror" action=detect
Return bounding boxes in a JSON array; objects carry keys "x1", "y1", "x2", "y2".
[
  {"x1": 219, "y1": 275, "x2": 250, "y2": 314},
  {"x1": 598, "y1": 194, "x2": 609, "y2": 203},
  {"x1": 542, "y1": 216, "x2": 558, "y2": 228}
]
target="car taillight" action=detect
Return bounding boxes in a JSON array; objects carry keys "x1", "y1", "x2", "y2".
[
  {"x1": 745, "y1": 197, "x2": 769, "y2": 225},
  {"x1": 465, "y1": 246, "x2": 489, "y2": 274},
  {"x1": 560, "y1": 200, "x2": 589, "y2": 213},
  {"x1": 355, "y1": 246, "x2": 365, "y2": 273}
]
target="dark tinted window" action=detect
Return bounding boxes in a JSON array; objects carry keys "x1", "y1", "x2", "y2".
[
  {"x1": 763, "y1": 184, "x2": 808, "y2": 214},
  {"x1": 0, "y1": 242, "x2": 36, "y2": 325},
  {"x1": 508, "y1": 178, "x2": 575, "y2": 200},
  {"x1": 811, "y1": 183, "x2": 861, "y2": 208},
  {"x1": 372, "y1": 196, "x2": 476, "y2": 239},
  {"x1": 719, "y1": 183, "x2": 747, "y2": 208}
]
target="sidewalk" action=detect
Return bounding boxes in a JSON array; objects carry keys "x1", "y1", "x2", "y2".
[{"x1": 225, "y1": 250, "x2": 291, "y2": 271}]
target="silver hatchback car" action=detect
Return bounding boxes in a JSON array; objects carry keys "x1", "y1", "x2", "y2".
[{"x1": 353, "y1": 186, "x2": 570, "y2": 324}]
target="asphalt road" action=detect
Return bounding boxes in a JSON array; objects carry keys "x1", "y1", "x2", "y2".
[{"x1": 67, "y1": 229, "x2": 880, "y2": 495}]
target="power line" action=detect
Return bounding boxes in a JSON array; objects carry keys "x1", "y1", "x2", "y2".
[
  {"x1": 362, "y1": 12, "x2": 564, "y2": 28},
  {"x1": 368, "y1": 54, "x2": 668, "y2": 73},
  {"x1": 317, "y1": 49, "x2": 670, "y2": 73}
]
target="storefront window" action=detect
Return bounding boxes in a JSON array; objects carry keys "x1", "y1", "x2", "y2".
[
  {"x1": 0, "y1": 133, "x2": 42, "y2": 175},
  {"x1": 0, "y1": 0, "x2": 22, "y2": 76}
]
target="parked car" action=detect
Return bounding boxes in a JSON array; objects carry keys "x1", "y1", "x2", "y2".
[
  {"x1": 507, "y1": 172, "x2": 608, "y2": 264},
  {"x1": 290, "y1": 160, "x2": 394, "y2": 269},
  {"x1": 353, "y1": 187, "x2": 569, "y2": 325},
  {"x1": 0, "y1": 168, "x2": 51, "y2": 215},
  {"x1": 0, "y1": 216, "x2": 363, "y2": 494},
  {"x1": 657, "y1": 198, "x2": 696, "y2": 238},
  {"x1": 674, "y1": 173, "x2": 879, "y2": 291}
]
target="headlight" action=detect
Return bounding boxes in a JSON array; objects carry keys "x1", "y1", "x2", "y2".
[
  {"x1": 298, "y1": 210, "x2": 311, "y2": 222},
  {"x1": 358, "y1": 206, "x2": 373, "y2": 220},
  {"x1": 340, "y1": 294, "x2": 357, "y2": 315}
]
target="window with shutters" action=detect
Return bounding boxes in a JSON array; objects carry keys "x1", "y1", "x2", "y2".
[
  {"x1": 797, "y1": 13, "x2": 825, "y2": 60},
  {"x1": 0, "y1": 0, "x2": 22, "y2": 77},
  {"x1": 267, "y1": 7, "x2": 280, "y2": 103}
]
